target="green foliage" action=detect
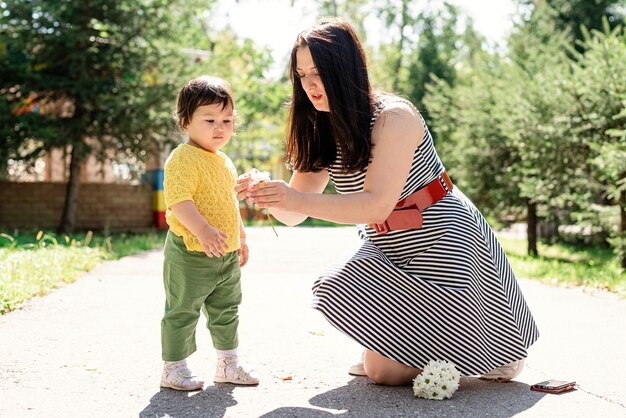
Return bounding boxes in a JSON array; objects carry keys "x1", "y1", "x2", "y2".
[
  {"x1": 0, "y1": 0, "x2": 199, "y2": 230},
  {"x1": 566, "y1": 19, "x2": 626, "y2": 263},
  {"x1": 221, "y1": 49, "x2": 291, "y2": 176},
  {"x1": 516, "y1": 0, "x2": 625, "y2": 51},
  {"x1": 0, "y1": 0, "x2": 289, "y2": 229},
  {"x1": 0, "y1": 230, "x2": 107, "y2": 314},
  {"x1": 0, "y1": 0, "x2": 187, "y2": 165},
  {"x1": 136, "y1": 2, "x2": 290, "y2": 177},
  {"x1": 404, "y1": 3, "x2": 462, "y2": 110},
  {"x1": 366, "y1": 2, "x2": 483, "y2": 144},
  {"x1": 502, "y1": 4, "x2": 582, "y2": 212},
  {"x1": 424, "y1": 1, "x2": 626, "y2": 264},
  {"x1": 0, "y1": 228, "x2": 167, "y2": 313},
  {"x1": 569, "y1": 20, "x2": 626, "y2": 200},
  {"x1": 425, "y1": 54, "x2": 525, "y2": 217},
  {"x1": 497, "y1": 233, "x2": 625, "y2": 296},
  {"x1": 298, "y1": 0, "x2": 370, "y2": 37},
  {"x1": 0, "y1": 245, "x2": 105, "y2": 314}
]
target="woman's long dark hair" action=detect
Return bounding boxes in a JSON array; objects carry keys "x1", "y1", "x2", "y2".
[{"x1": 286, "y1": 17, "x2": 373, "y2": 173}]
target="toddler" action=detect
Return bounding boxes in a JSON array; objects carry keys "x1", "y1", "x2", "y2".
[{"x1": 160, "y1": 75, "x2": 258, "y2": 390}]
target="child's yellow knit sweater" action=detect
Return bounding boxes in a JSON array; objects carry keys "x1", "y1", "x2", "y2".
[{"x1": 163, "y1": 144, "x2": 240, "y2": 253}]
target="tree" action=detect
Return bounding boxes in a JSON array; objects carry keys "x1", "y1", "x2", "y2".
[
  {"x1": 425, "y1": 53, "x2": 526, "y2": 226},
  {"x1": 517, "y1": 0, "x2": 625, "y2": 51},
  {"x1": 567, "y1": 20, "x2": 626, "y2": 267},
  {"x1": 368, "y1": 1, "x2": 481, "y2": 145},
  {"x1": 404, "y1": 3, "x2": 463, "y2": 110},
  {"x1": 426, "y1": 3, "x2": 581, "y2": 256},
  {"x1": 296, "y1": 0, "x2": 370, "y2": 37},
  {"x1": 147, "y1": 9, "x2": 292, "y2": 223},
  {"x1": 0, "y1": 0, "x2": 192, "y2": 232},
  {"x1": 1, "y1": 0, "x2": 289, "y2": 228}
]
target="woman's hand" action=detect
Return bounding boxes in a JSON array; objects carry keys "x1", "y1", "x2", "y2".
[
  {"x1": 236, "y1": 168, "x2": 272, "y2": 203},
  {"x1": 197, "y1": 225, "x2": 229, "y2": 257},
  {"x1": 246, "y1": 179, "x2": 297, "y2": 210}
]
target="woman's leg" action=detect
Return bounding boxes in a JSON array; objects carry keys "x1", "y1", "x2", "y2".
[{"x1": 363, "y1": 349, "x2": 421, "y2": 386}]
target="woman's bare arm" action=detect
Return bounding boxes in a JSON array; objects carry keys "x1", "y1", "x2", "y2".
[{"x1": 248, "y1": 101, "x2": 425, "y2": 225}]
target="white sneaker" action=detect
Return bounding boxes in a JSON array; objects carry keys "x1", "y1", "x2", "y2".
[
  {"x1": 214, "y1": 356, "x2": 259, "y2": 385},
  {"x1": 160, "y1": 360, "x2": 204, "y2": 391},
  {"x1": 480, "y1": 358, "x2": 525, "y2": 382},
  {"x1": 348, "y1": 350, "x2": 367, "y2": 376}
]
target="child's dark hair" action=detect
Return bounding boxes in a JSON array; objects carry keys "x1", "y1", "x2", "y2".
[{"x1": 176, "y1": 75, "x2": 234, "y2": 130}]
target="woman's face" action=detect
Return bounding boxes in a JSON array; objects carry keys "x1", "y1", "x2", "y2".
[{"x1": 296, "y1": 46, "x2": 329, "y2": 112}]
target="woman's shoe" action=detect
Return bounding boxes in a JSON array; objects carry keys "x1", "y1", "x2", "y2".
[
  {"x1": 480, "y1": 358, "x2": 525, "y2": 382},
  {"x1": 160, "y1": 361, "x2": 204, "y2": 391},
  {"x1": 214, "y1": 356, "x2": 259, "y2": 385},
  {"x1": 348, "y1": 350, "x2": 367, "y2": 376}
]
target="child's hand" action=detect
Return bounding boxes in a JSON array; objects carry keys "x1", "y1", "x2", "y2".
[
  {"x1": 238, "y1": 242, "x2": 249, "y2": 267},
  {"x1": 197, "y1": 225, "x2": 228, "y2": 257},
  {"x1": 235, "y1": 173, "x2": 254, "y2": 203}
]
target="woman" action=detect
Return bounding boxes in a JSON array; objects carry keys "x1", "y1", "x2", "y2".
[{"x1": 237, "y1": 17, "x2": 539, "y2": 385}]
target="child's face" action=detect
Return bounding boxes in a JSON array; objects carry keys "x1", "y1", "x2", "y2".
[{"x1": 185, "y1": 102, "x2": 234, "y2": 153}]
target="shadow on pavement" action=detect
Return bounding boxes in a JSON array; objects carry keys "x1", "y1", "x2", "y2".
[
  {"x1": 261, "y1": 377, "x2": 545, "y2": 418},
  {"x1": 139, "y1": 384, "x2": 235, "y2": 418}
]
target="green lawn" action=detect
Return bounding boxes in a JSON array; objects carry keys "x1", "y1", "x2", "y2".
[
  {"x1": 0, "y1": 229, "x2": 167, "y2": 314},
  {"x1": 496, "y1": 234, "x2": 625, "y2": 296},
  {"x1": 0, "y1": 227, "x2": 624, "y2": 315}
]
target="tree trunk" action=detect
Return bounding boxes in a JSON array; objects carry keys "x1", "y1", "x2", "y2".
[
  {"x1": 391, "y1": 0, "x2": 410, "y2": 92},
  {"x1": 57, "y1": 143, "x2": 83, "y2": 234},
  {"x1": 527, "y1": 199, "x2": 538, "y2": 257},
  {"x1": 0, "y1": 159, "x2": 7, "y2": 179}
]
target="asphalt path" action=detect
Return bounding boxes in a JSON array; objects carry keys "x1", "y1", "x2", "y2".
[{"x1": 1, "y1": 226, "x2": 625, "y2": 417}]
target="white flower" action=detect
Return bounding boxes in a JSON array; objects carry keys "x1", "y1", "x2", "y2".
[
  {"x1": 413, "y1": 360, "x2": 461, "y2": 400},
  {"x1": 249, "y1": 169, "x2": 271, "y2": 184},
  {"x1": 246, "y1": 169, "x2": 278, "y2": 237}
]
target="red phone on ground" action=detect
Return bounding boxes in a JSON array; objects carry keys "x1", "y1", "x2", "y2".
[{"x1": 530, "y1": 379, "x2": 576, "y2": 394}]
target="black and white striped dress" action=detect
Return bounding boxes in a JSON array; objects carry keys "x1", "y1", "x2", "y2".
[{"x1": 311, "y1": 96, "x2": 539, "y2": 376}]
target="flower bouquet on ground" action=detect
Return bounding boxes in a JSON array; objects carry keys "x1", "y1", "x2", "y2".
[{"x1": 413, "y1": 360, "x2": 461, "y2": 400}]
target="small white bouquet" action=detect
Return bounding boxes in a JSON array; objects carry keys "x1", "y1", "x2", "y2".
[
  {"x1": 247, "y1": 169, "x2": 278, "y2": 237},
  {"x1": 249, "y1": 169, "x2": 271, "y2": 184},
  {"x1": 413, "y1": 360, "x2": 461, "y2": 400}
]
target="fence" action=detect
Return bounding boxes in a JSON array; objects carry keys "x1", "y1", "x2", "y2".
[{"x1": 0, "y1": 181, "x2": 153, "y2": 232}]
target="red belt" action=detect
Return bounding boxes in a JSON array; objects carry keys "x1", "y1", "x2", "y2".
[{"x1": 369, "y1": 171, "x2": 453, "y2": 235}]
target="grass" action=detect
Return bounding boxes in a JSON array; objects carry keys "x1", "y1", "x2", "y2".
[
  {"x1": 0, "y1": 229, "x2": 167, "y2": 314},
  {"x1": 496, "y1": 233, "x2": 625, "y2": 297},
  {"x1": 1, "y1": 226, "x2": 624, "y2": 315}
]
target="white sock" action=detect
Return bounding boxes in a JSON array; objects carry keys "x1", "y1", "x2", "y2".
[
  {"x1": 164, "y1": 359, "x2": 186, "y2": 369},
  {"x1": 216, "y1": 348, "x2": 238, "y2": 360}
]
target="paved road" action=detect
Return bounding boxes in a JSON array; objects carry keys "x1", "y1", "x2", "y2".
[{"x1": 1, "y1": 227, "x2": 625, "y2": 417}]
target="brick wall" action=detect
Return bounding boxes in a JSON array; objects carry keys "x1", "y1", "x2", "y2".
[{"x1": 0, "y1": 181, "x2": 153, "y2": 231}]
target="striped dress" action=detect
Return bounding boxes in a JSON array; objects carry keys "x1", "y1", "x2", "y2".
[{"x1": 311, "y1": 96, "x2": 539, "y2": 376}]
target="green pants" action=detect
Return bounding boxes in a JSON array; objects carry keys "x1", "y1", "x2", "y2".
[{"x1": 161, "y1": 231, "x2": 242, "y2": 361}]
